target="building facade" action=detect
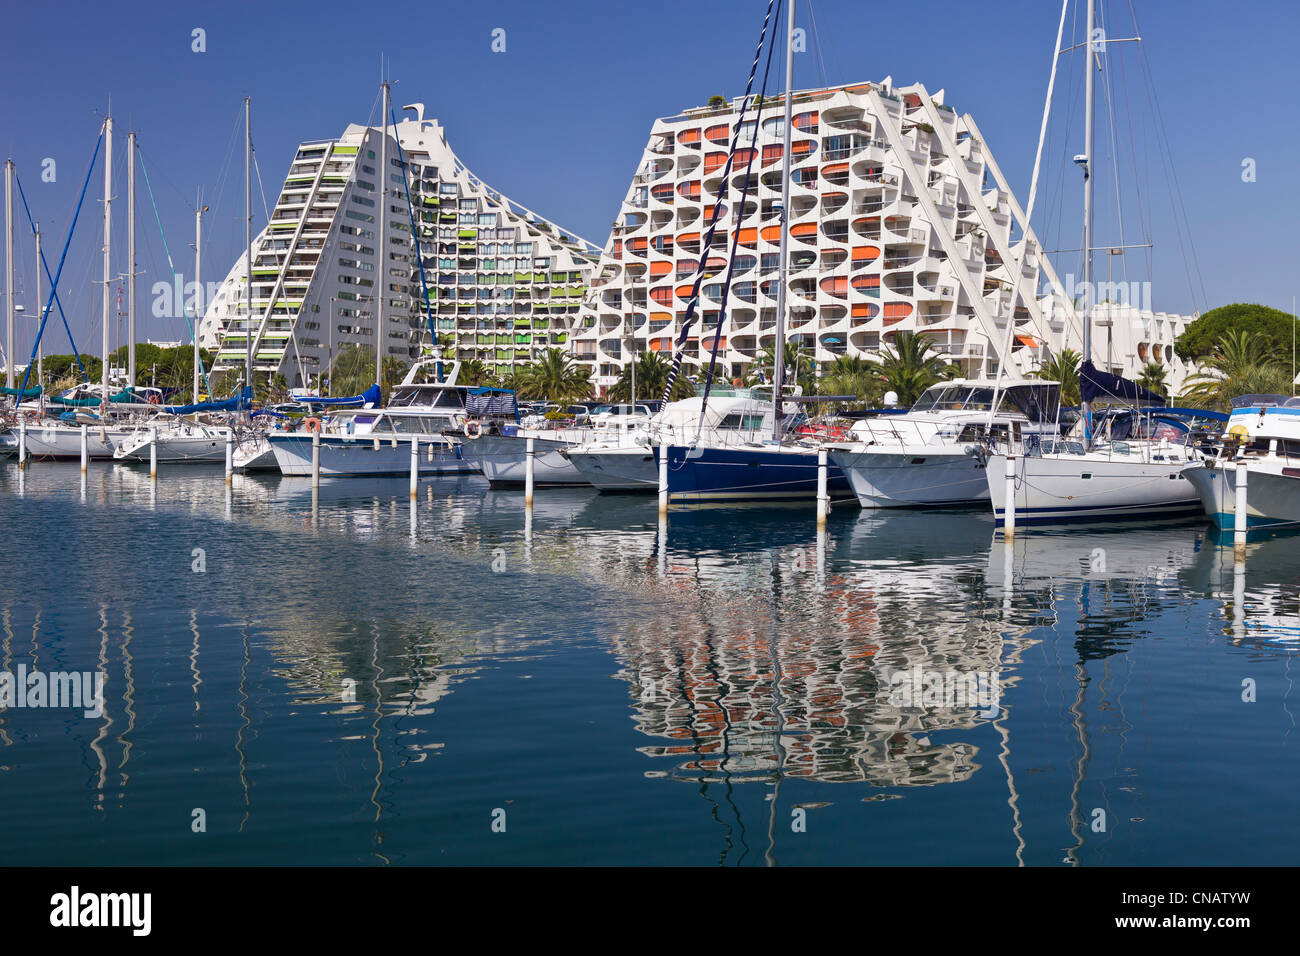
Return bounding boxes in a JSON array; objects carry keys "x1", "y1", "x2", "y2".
[
  {"x1": 571, "y1": 79, "x2": 1191, "y2": 394},
  {"x1": 200, "y1": 105, "x2": 600, "y2": 388}
]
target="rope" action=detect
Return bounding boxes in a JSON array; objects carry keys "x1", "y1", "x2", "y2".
[
  {"x1": 14, "y1": 128, "x2": 105, "y2": 400},
  {"x1": 137, "y1": 146, "x2": 212, "y2": 398},
  {"x1": 661, "y1": 0, "x2": 782, "y2": 405}
]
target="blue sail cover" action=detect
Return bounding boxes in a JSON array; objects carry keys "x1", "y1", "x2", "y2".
[
  {"x1": 465, "y1": 387, "x2": 518, "y2": 421},
  {"x1": 1079, "y1": 360, "x2": 1164, "y2": 406},
  {"x1": 163, "y1": 387, "x2": 253, "y2": 415},
  {"x1": 296, "y1": 383, "x2": 383, "y2": 408}
]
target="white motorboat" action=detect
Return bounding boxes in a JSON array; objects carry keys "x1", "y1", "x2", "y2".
[
  {"x1": 827, "y1": 380, "x2": 1062, "y2": 508},
  {"x1": 113, "y1": 418, "x2": 233, "y2": 463},
  {"x1": 1183, "y1": 399, "x2": 1300, "y2": 530}
]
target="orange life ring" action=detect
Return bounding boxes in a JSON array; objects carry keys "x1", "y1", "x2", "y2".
[
  {"x1": 147, "y1": 394, "x2": 160, "y2": 405},
  {"x1": 304, "y1": 417, "x2": 323, "y2": 434}
]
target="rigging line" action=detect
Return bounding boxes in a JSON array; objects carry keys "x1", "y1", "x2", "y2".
[
  {"x1": 697, "y1": 0, "x2": 784, "y2": 429},
  {"x1": 251, "y1": 149, "x2": 272, "y2": 222},
  {"x1": 1127, "y1": 0, "x2": 1207, "y2": 312},
  {"x1": 137, "y1": 146, "x2": 212, "y2": 395},
  {"x1": 1097, "y1": 2, "x2": 1129, "y2": 294},
  {"x1": 206, "y1": 104, "x2": 244, "y2": 228},
  {"x1": 390, "y1": 103, "x2": 438, "y2": 355},
  {"x1": 13, "y1": 129, "x2": 105, "y2": 396},
  {"x1": 1111, "y1": 1, "x2": 1152, "y2": 282},
  {"x1": 804, "y1": 0, "x2": 832, "y2": 92},
  {"x1": 660, "y1": 0, "x2": 782, "y2": 406}
]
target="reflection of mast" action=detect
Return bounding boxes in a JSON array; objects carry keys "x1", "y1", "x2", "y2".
[
  {"x1": 370, "y1": 624, "x2": 391, "y2": 865},
  {"x1": 1064, "y1": 660, "x2": 1092, "y2": 865},
  {"x1": 235, "y1": 626, "x2": 251, "y2": 831},
  {"x1": 117, "y1": 608, "x2": 136, "y2": 796},
  {"x1": 190, "y1": 609, "x2": 202, "y2": 714},
  {"x1": 1, "y1": 605, "x2": 12, "y2": 748},
  {"x1": 89, "y1": 604, "x2": 112, "y2": 810}
]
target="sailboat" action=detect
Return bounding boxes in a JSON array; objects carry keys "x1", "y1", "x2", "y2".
[
  {"x1": 656, "y1": 0, "x2": 855, "y2": 505},
  {"x1": 984, "y1": 0, "x2": 1207, "y2": 526}
]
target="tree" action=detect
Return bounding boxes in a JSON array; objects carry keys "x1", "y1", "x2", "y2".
[
  {"x1": 707, "y1": 95, "x2": 727, "y2": 108},
  {"x1": 1135, "y1": 361, "x2": 1168, "y2": 400},
  {"x1": 1174, "y1": 303, "x2": 1300, "y2": 362},
  {"x1": 458, "y1": 359, "x2": 493, "y2": 386},
  {"x1": 329, "y1": 344, "x2": 379, "y2": 399},
  {"x1": 606, "y1": 351, "x2": 696, "y2": 402},
  {"x1": 1030, "y1": 348, "x2": 1082, "y2": 406},
  {"x1": 877, "y1": 331, "x2": 959, "y2": 405},
  {"x1": 1177, "y1": 329, "x2": 1294, "y2": 411},
  {"x1": 817, "y1": 354, "x2": 885, "y2": 410},
  {"x1": 514, "y1": 348, "x2": 593, "y2": 404}
]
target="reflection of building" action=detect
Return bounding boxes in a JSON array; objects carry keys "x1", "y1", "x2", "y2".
[
  {"x1": 610, "y1": 546, "x2": 1025, "y2": 788},
  {"x1": 200, "y1": 105, "x2": 599, "y2": 386}
]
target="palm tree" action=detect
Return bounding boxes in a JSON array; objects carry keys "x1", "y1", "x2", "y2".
[
  {"x1": 458, "y1": 359, "x2": 493, "y2": 386},
  {"x1": 1031, "y1": 347, "x2": 1082, "y2": 406},
  {"x1": 1135, "y1": 361, "x2": 1168, "y2": 400},
  {"x1": 877, "y1": 331, "x2": 958, "y2": 405},
  {"x1": 745, "y1": 341, "x2": 816, "y2": 392},
  {"x1": 606, "y1": 351, "x2": 696, "y2": 402},
  {"x1": 515, "y1": 348, "x2": 593, "y2": 404},
  {"x1": 329, "y1": 344, "x2": 378, "y2": 399},
  {"x1": 817, "y1": 354, "x2": 884, "y2": 409},
  {"x1": 1178, "y1": 329, "x2": 1294, "y2": 410}
]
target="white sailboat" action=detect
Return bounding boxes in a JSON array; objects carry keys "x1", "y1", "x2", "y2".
[{"x1": 984, "y1": 0, "x2": 1203, "y2": 527}]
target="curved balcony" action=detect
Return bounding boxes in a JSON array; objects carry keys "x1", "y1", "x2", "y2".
[
  {"x1": 819, "y1": 276, "x2": 849, "y2": 299},
  {"x1": 822, "y1": 191, "x2": 848, "y2": 216},
  {"x1": 851, "y1": 301, "x2": 880, "y2": 321},
  {"x1": 821, "y1": 162, "x2": 850, "y2": 187}
]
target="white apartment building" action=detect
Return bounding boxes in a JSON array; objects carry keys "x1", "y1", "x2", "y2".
[
  {"x1": 200, "y1": 104, "x2": 599, "y2": 387},
  {"x1": 571, "y1": 79, "x2": 1191, "y2": 394}
]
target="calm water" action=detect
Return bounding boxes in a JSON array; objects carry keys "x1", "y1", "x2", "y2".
[{"x1": 0, "y1": 461, "x2": 1296, "y2": 866}]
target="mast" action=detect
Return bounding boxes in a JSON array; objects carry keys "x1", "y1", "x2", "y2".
[
  {"x1": 770, "y1": 0, "x2": 794, "y2": 441},
  {"x1": 244, "y1": 97, "x2": 252, "y2": 401},
  {"x1": 194, "y1": 201, "x2": 206, "y2": 401},
  {"x1": 377, "y1": 81, "x2": 390, "y2": 389},
  {"x1": 1080, "y1": 0, "x2": 1096, "y2": 449},
  {"x1": 5, "y1": 158, "x2": 13, "y2": 390},
  {"x1": 102, "y1": 116, "x2": 113, "y2": 409},
  {"x1": 35, "y1": 224, "x2": 42, "y2": 395},
  {"x1": 127, "y1": 130, "x2": 136, "y2": 386}
]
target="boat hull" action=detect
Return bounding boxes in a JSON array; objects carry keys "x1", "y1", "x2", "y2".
[
  {"x1": 268, "y1": 433, "x2": 478, "y2": 477},
  {"x1": 0, "y1": 423, "x2": 127, "y2": 460},
  {"x1": 464, "y1": 434, "x2": 587, "y2": 487},
  {"x1": 114, "y1": 427, "x2": 231, "y2": 463},
  {"x1": 665, "y1": 444, "x2": 853, "y2": 504},
  {"x1": 565, "y1": 445, "x2": 661, "y2": 492},
  {"x1": 829, "y1": 446, "x2": 990, "y2": 508},
  {"x1": 987, "y1": 451, "x2": 1202, "y2": 525},
  {"x1": 1183, "y1": 461, "x2": 1300, "y2": 529}
]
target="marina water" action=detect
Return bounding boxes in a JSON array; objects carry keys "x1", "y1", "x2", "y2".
[{"x1": 1, "y1": 463, "x2": 1296, "y2": 865}]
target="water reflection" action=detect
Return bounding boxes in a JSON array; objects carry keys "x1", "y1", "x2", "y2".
[{"x1": 1, "y1": 462, "x2": 1298, "y2": 864}]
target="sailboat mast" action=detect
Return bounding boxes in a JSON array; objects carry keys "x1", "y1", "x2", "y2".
[
  {"x1": 5, "y1": 158, "x2": 13, "y2": 390},
  {"x1": 1080, "y1": 0, "x2": 1096, "y2": 448},
  {"x1": 35, "y1": 224, "x2": 42, "y2": 393},
  {"x1": 771, "y1": 0, "x2": 794, "y2": 441},
  {"x1": 244, "y1": 97, "x2": 252, "y2": 399},
  {"x1": 127, "y1": 130, "x2": 137, "y2": 388},
  {"x1": 102, "y1": 116, "x2": 113, "y2": 409},
  {"x1": 194, "y1": 201, "x2": 205, "y2": 401},
  {"x1": 377, "y1": 81, "x2": 390, "y2": 390}
]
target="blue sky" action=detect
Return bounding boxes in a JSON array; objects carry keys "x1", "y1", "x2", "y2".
[{"x1": 2, "y1": 0, "x2": 1296, "y2": 358}]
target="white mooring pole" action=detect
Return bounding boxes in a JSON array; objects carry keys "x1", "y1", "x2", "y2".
[
  {"x1": 224, "y1": 430, "x2": 233, "y2": 484},
  {"x1": 524, "y1": 436, "x2": 535, "y2": 508},
  {"x1": 816, "y1": 447, "x2": 829, "y2": 528},
  {"x1": 311, "y1": 430, "x2": 321, "y2": 488},
  {"x1": 17, "y1": 417, "x2": 27, "y2": 469},
  {"x1": 149, "y1": 426, "x2": 157, "y2": 480},
  {"x1": 1234, "y1": 459, "x2": 1248, "y2": 559},
  {"x1": 1003, "y1": 455, "x2": 1017, "y2": 539},
  {"x1": 409, "y1": 436, "x2": 419, "y2": 499},
  {"x1": 80, "y1": 423, "x2": 89, "y2": 473},
  {"x1": 658, "y1": 443, "x2": 669, "y2": 516}
]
